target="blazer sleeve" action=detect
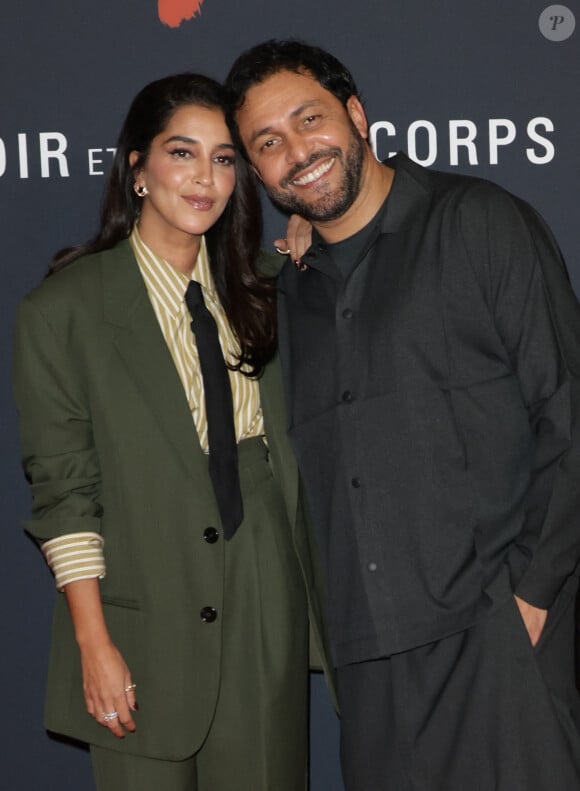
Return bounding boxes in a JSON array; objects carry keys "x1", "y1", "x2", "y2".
[
  {"x1": 12, "y1": 293, "x2": 102, "y2": 544},
  {"x1": 459, "y1": 184, "x2": 580, "y2": 608}
]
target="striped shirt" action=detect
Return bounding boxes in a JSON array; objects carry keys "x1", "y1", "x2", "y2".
[
  {"x1": 131, "y1": 226, "x2": 264, "y2": 450},
  {"x1": 44, "y1": 228, "x2": 263, "y2": 590}
]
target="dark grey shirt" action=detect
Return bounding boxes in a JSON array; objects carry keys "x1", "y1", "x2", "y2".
[{"x1": 277, "y1": 153, "x2": 580, "y2": 666}]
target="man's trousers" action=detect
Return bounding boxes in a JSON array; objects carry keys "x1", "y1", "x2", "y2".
[{"x1": 338, "y1": 577, "x2": 580, "y2": 791}]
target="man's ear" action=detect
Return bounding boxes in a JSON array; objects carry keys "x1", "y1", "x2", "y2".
[{"x1": 346, "y1": 96, "x2": 369, "y2": 140}]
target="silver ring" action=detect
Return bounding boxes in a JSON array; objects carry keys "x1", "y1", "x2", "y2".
[
  {"x1": 125, "y1": 683, "x2": 137, "y2": 693},
  {"x1": 102, "y1": 710, "x2": 119, "y2": 723},
  {"x1": 275, "y1": 245, "x2": 291, "y2": 255}
]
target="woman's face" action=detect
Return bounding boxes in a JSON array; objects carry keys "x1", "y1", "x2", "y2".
[{"x1": 132, "y1": 103, "x2": 237, "y2": 248}]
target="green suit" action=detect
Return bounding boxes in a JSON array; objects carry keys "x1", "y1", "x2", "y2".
[{"x1": 13, "y1": 240, "x2": 331, "y2": 775}]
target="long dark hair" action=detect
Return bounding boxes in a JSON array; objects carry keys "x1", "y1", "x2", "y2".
[{"x1": 50, "y1": 73, "x2": 276, "y2": 377}]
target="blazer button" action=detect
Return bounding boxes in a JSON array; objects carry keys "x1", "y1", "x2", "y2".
[
  {"x1": 203, "y1": 527, "x2": 219, "y2": 544},
  {"x1": 342, "y1": 390, "x2": 353, "y2": 403},
  {"x1": 200, "y1": 606, "x2": 217, "y2": 623}
]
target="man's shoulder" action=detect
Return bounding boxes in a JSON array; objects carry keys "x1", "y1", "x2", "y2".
[{"x1": 390, "y1": 151, "x2": 520, "y2": 213}]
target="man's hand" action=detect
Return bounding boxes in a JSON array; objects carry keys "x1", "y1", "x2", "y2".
[
  {"x1": 514, "y1": 594, "x2": 548, "y2": 647},
  {"x1": 274, "y1": 214, "x2": 313, "y2": 266}
]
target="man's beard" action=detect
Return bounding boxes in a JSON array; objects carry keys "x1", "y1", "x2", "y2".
[{"x1": 263, "y1": 130, "x2": 366, "y2": 223}]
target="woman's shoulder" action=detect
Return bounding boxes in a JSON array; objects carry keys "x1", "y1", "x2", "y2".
[
  {"x1": 19, "y1": 240, "x2": 134, "y2": 329},
  {"x1": 255, "y1": 248, "x2": 283, "y2": 278},
  {"x1": 24, "y1": 240, "x2": 132, "y2": 306}
]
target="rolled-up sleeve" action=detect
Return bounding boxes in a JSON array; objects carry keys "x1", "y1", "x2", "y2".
[
  {"x1": 42, "y1": 531, "x2": 106, "y2": 590},
  {"x1": 12, "y1": 294, "x2": 103, "y2": 548}
]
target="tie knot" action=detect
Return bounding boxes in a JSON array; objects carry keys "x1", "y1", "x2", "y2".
[{"x1": 185, "y1": 280, "x2": 204, "y2": 316}]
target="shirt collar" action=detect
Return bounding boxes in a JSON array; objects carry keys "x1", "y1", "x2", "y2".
[
  {"x1": 297, "y1": 152, "x2": 432, "y2": 275},
  {"x1": 130, "y1": 227, "x2": 217, "y2": 318},
  {"x1": 379, "y1": 152, "x2": 432, "y2": 233}
]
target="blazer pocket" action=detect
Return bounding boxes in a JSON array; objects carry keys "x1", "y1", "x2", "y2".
[{"x1": 100, "y1": 594, "x2": 141, "y2": 610}]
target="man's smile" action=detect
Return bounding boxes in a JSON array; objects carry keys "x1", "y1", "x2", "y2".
[{"x1": 290, "y1": 156, "x2": 336, "y2": 187}]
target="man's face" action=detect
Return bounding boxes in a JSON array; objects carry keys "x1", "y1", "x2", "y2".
[{"x1": 235, "y1": 69, "x2": 368, "y2": 223}]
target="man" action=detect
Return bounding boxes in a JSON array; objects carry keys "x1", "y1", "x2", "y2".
[{"x1": 226, "y1": 40, "x2": 580, "y2": 790}]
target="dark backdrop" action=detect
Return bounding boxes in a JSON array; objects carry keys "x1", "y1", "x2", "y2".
[{"x1": 2, "y1": 2, "x2": 578, "y2": 788}]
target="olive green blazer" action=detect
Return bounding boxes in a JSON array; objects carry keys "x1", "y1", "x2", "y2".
[{"x1": 13, "y1": 240, "x2": 332, "y2": 760}]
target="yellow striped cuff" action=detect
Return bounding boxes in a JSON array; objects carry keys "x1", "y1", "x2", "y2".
[{"x1": 42, "y1": 532, "x2": 106, "y2": 591}]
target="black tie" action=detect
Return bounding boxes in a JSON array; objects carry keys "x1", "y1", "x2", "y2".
[{"x1": 185, "y1": 280, "x2": 243, "y2": 539}]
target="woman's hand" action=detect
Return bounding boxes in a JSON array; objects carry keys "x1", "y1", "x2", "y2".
[
  {"x1": 274, "y1": 214, "x2": 313, "y2": 267},
  {"x1": 64, "y1": 578, "x2": 138, "y2": 738},
  {"x1": 79, "y1": 638, "x2": 137, "y2": 738}
]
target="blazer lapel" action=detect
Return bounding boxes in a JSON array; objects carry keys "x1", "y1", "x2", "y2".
[
  {"x1": 259, "y1": 352, "x2": 299, "y2": 530},
  {"x1": 100, "y1": 241, "x2": 206, "y2": 481}
]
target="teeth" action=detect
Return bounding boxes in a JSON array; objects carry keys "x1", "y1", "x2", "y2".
[{"x1": 292, "y1": 157, "x2": 335, "y2": 186}]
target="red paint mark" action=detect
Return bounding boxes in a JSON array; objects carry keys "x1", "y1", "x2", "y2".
[{"x1": 158, "y1": 0, "x2": 204, "y2": 27}]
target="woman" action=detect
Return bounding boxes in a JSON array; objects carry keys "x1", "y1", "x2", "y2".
[{"x1": 13, "y1": 73, "x2": 327, "y2": 790}]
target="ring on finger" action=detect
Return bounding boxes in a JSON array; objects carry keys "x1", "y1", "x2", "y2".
[
  {"x1": 102, "y1": 710, "x2": 119, "y2": 723},
  {"x1": 125, "y1": 683, "x2": 137, "y2": 693}
]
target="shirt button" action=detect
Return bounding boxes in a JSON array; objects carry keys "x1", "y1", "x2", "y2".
[
  {"x1": 351, "y1": 477, "x2": 361, "y2": 488},
  {"x1": 203, "y1": 527, "x2": 219, "y2": 544},
  {"x1": 316, "y1": 242, "x2": 326, "y2": 252},
  {"x1": 342, "y1": 308, "x2": 353, "y2": 319},
  {"x1": 367, "y1": 562, "x2": 378, "y2": 573},
  {"x1": 200, "y1": 606, "x2": 217, "y2": 623},
  {"x1": 342, "y1": 390, "x2": 353, "y2": 403}
]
